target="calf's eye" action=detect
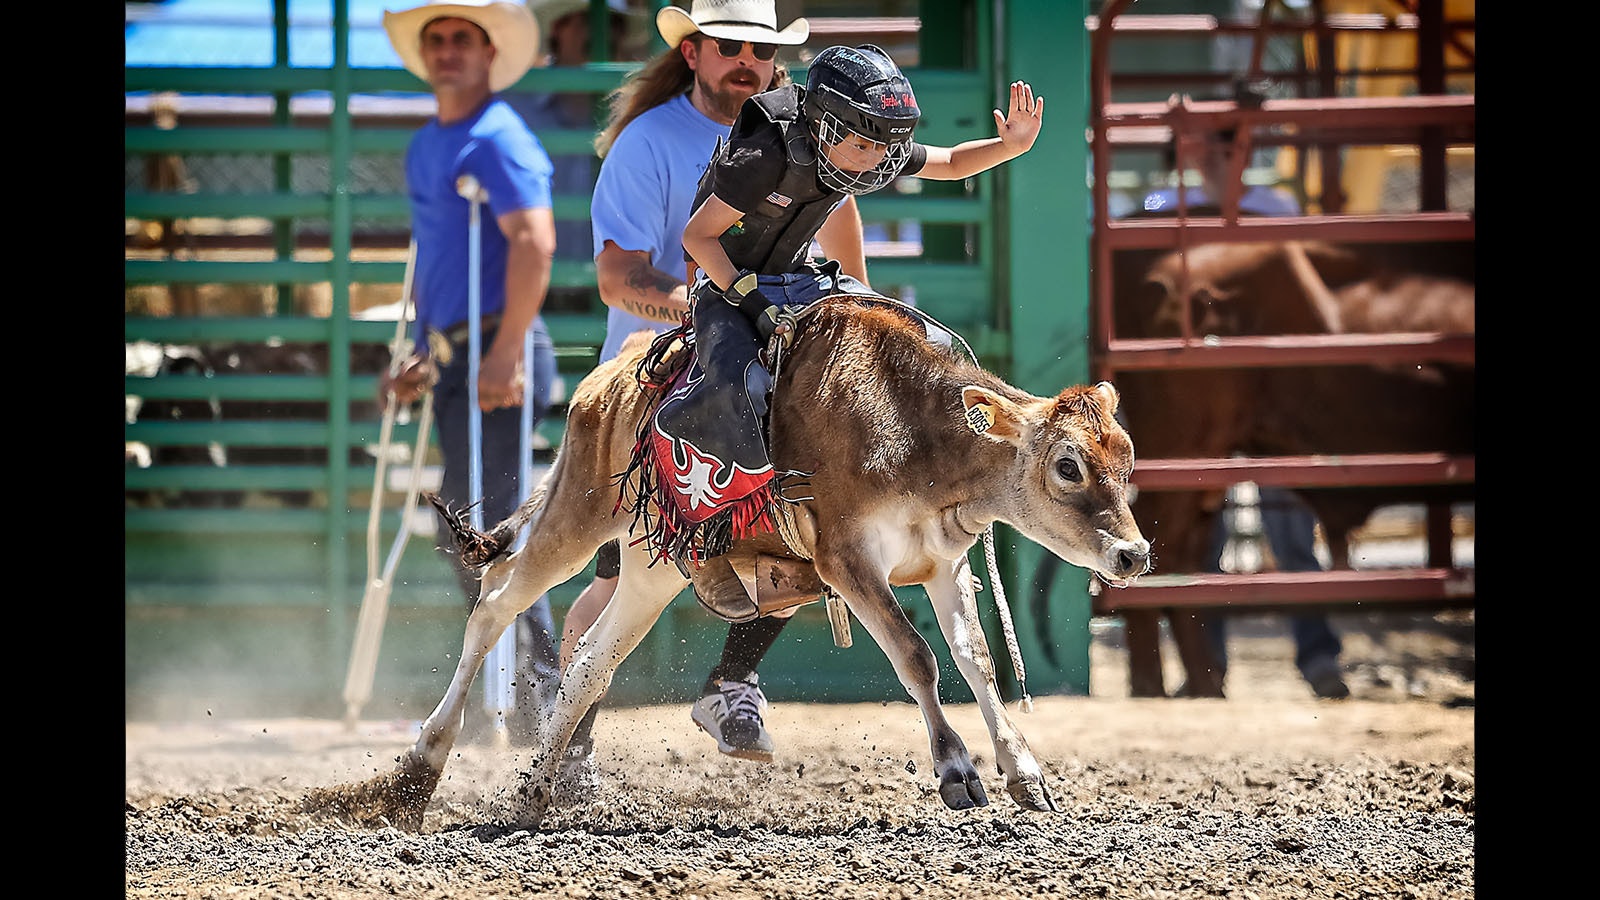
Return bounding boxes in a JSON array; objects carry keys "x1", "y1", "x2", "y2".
[{"x1": 1057, "y1": 457, "x2": 1082, "y2": 483}]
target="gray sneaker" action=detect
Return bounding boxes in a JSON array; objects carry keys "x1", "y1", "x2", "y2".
[{"x1": 690, "y1": 675, "x2": 776, "y2": 763}]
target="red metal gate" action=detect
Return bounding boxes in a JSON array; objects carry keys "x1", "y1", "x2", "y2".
[{"x1": 1085, "y1": 0, "x2": 1475, "y2": 615}]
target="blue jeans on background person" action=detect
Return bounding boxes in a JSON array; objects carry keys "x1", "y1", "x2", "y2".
[
  {"x1": 430, "y1": 320, "x2": 561, "y2": 725},
  {"x1": 1202, "y1": 485, "x2": 1348, "y2": 697}
]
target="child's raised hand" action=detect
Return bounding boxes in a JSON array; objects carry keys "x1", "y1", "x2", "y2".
[{"x1": 993, "y1": 80, "x2": 1045, "y2": 154}]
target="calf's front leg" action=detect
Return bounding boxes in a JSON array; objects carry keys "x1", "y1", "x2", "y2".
[
  {"x1": 815, "y1": 548, "x2": 987, "y2": 810},
  {"x1": 924, "y1": 555, "x2": 1058, "y2": 811},
  {"x1": 509, "y1": 546, "x2": 686, "y2": 829}
]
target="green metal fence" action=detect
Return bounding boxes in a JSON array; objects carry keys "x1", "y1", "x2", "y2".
[{"x1": 125, "y1": 0, "x2": 1095, "y2": 720}]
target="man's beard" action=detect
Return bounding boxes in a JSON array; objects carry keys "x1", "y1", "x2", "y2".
[{"x1": 697, "y1": 70, "x2": 764, "y2": 121}]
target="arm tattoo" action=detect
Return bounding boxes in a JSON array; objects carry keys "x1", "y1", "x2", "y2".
[{"x1": 620, "y1": 262, "x2": 686, "y2": 324}]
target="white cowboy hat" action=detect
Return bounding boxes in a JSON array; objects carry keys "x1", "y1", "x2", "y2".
[
  {"x1": 383, "y1": 0, "x2": 543, "y2": 92},
  {"x1": 656, "y1": 0, "x2": 808, "y2": 48}
]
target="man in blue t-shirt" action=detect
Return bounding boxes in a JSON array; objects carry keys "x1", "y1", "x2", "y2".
[{"x1": 378, "y1": 0, "x2": 565, "y2": 743}]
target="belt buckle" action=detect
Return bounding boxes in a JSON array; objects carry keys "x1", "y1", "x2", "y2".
[{"x1": 426, "y1": 328, "x2": 453, "y2": 366}]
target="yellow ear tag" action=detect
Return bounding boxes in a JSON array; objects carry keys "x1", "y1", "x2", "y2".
[{"x1": 966, "y1": 402, "x2": 994, "y2": 434}]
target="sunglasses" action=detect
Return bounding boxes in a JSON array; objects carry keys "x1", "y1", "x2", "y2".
[{"x1": 713, "y1": 37, "x2": 778, "y2": 62}]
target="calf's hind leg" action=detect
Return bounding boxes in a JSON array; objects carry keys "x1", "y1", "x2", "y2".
[{"x1": 509, "y1": 544, "x2": 687, "y2": 828}]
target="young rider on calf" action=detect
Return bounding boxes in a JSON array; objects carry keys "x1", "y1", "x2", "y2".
[{"x1": 649, "y1": 44, "x2": 1045, "y2": 572}]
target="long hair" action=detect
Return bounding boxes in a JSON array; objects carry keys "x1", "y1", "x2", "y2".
[{"x1": 594, "y1": 36, "x2": 793, "y2": 158}]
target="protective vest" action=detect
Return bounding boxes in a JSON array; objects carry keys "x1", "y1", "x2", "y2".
[{"x1": 692, "y1": 85, "x2": 844, "y2": 274}]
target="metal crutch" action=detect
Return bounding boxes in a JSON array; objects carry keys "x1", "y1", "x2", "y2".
[
  {"x1": 458, "y1": 175, "x2": 519, "y2": 743},
  {"x1": 342, "y1": 240, "x2": 437, "y2": 728}
]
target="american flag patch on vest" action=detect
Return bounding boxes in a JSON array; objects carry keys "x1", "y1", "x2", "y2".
[{"x1": 765, "y1": 191, "x2": 793, "y2": 208}]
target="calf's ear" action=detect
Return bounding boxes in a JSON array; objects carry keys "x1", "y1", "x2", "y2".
[
  {"x1": 961, "y1": 386, "x2": 1031, "y2": 446},
  {"x1": 1091, "y1": 381, "x2": 1120, "y2": 416}
]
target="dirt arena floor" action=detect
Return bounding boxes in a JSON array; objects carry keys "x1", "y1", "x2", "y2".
[{"x1": 125, "y1": 610, "x2": 1474, "y2": 899}]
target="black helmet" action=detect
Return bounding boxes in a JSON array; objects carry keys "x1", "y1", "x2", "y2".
[{"x1": 804, "y1": 44, "x2": 920, "y2": 194}]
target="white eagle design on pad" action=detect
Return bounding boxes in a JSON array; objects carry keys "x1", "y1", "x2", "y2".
[{"x1": 671, "y1": 440, "x2": 728, "y2": 511}]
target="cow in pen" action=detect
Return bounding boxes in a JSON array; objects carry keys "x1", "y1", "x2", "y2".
[
  {"x1": 305, "y1": 296, "x2": 1151, "y2": 831},
  {"x1": 1111, "y1": 239, "x2": 1475, "y2": 698}
]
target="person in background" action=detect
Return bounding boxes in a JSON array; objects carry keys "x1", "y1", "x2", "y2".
[
  {"x1": 378, "y1": 0, "x2": 565, "y2": 745},
  {"x1": 505, "y1": 0, "x2": 644, "y2": 317},
  {"x1": 499, "y1": 1, "x2": 650, "y2": 749},
  {"x1": 555, "y1": 0, "x2": 815, "y2": 781},
  {"x1": 1137, "y1": 104, "x2": 1350, "y2": 700}
]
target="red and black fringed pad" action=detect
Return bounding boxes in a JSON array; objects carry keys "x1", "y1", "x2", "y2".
[{"x1": 616, "y1": 322, "x2": 780, "y2": 569}]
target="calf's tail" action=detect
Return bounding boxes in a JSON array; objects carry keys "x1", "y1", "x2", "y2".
[{"x1": 424, "y1": 491, "x2": 513, "y2": 568}]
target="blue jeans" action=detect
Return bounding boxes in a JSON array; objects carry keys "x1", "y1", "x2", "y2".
[
  {"x1": 430, "y1": 320, "x2": 559, "y2": 691},
  {"x1": 694, "y1": 263, "x2": 873, "y2": 311},
  {"x1": 691, "y1": 263, "x2": 951, "y2": 345},
  {"x1": 1203, "y1": 485, "x2": 1343, "y2": 683}
]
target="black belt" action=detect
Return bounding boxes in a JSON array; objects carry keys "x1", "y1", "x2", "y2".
[
  {"x1": 441, "y1": 313, "x2": 503, "y2": 345},
  {"x1": 426, "y1": 314, "x2": 503, "y2": 365}
]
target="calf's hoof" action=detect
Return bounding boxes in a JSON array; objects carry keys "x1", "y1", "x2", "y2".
[
  {"x1": 1007, "y1": 776, "x2": 1061, "y2": 812},
  {"x1": 937, "y1": 767, "x2": 990, "y2": 810},
  {"x1": 511, "y1": 775, "x2": 554, "y2": 830}
]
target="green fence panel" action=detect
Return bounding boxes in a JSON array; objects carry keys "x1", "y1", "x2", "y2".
[{"x1": 125, "y1": 0, "x2": 1095, "y2": 719}]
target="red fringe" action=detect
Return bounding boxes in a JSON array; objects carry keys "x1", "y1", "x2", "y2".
[{"x1": 614, "y1": 323, "x2": 780, "y2": 570}]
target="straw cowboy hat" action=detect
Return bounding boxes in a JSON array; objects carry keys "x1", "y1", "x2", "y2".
[
  {"x1": 656, "y1": 0, "x2": 808, "y2": 48},
  {"x1": 383, "y1": 0, "x2": 543, "y2": 92}
]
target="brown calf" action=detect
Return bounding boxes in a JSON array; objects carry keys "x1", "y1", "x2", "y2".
[{"x1": 305, "y1": 297, "x2": 1150, "y2": 830}]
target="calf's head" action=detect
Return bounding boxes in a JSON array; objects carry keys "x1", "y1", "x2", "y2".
[{"x1": 960, "y1": 381, "x2": 1151, "y2": 586}]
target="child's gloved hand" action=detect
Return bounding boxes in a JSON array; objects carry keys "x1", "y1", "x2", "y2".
[
  {"x1": 755, "y1": 304, "x2": 799, "y2": 348},
  {"x1": 723, "y1": 270, "x2": 780, "y2": 335}
]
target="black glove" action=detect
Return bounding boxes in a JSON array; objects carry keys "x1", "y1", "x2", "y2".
[{"x1": 723, "y1": 271, "x2": 780, "y2": 340}]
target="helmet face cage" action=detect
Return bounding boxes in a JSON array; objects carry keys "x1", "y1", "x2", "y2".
[{"x1": 814, "y1": 109, "x2": 911, "y2": 195}]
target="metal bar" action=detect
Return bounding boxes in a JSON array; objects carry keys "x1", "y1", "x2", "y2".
[
  {"x1": 125, "y1": 374, "x2": 332, "y2": 400},
  {"x1": 1102, "y1": 94, "x2": 1474, "y2": 130},
  {"x1": 1104, "y1": 123, "x2": 1475, "y2": 148},
  {"x1": 1087, "y1": 0, "x2": 1128, "y2": 386},
  {"x1": 124, "y1": 464, "x2": 330, "y2": 490},
  {"x1": 1091, "y1": 568, "x2": 1475, "y2": 613},
  {"x1": 125, "y1": 420, "x2": 425, "y2": 446},
  {"x1": 124, "y1": 313, "x2": 608, "y2": 348},
  {"x1": 1102, "y1": 212, "x2": 1474, "y2": 248},
  {"x1": 1418, "y1": 0, "x2": 1449, "y2": 211},
  {"x1": 1316, "y1": 5, "x2": 1344, "y2": 213},
  {"x1": 1130, "y1": 453, "x2": 1475, "y2": 491},
  {"x1": 1084, "y1": 12, "x2": 1474, "y2": 35},
  {"x1": 325, "y1": 0, "x2": 356, "y2": 636},
  {"x1": 123, "y1": 127, "x2": 330, "y2": 153},
  {"x1": 1105, "y1": 332, "x2": 1475, "y2": 369},
  {"x1": 1103, "y1": 68, "x2": 1476, "y2": 91}
]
